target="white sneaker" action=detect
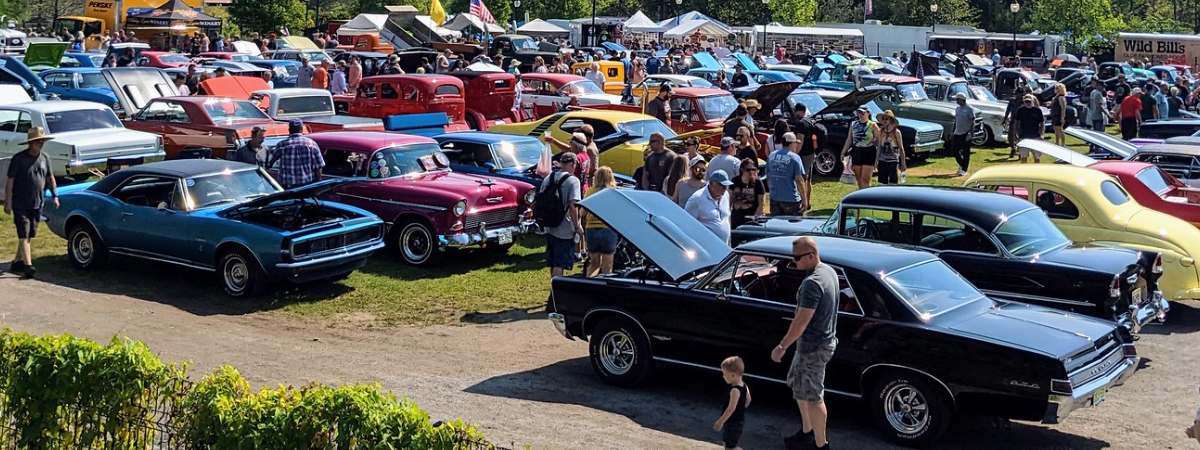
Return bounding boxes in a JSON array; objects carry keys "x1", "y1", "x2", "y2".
[{"x1": 957, "y1": 170, "x2": 967, "y2": 176}]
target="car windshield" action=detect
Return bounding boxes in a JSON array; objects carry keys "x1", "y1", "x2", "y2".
[
  {"x1": 619, "y1": 119, "x2": 678, "y2": 144},
  {"x1": 203, "y1": 100, "x2": 269, "y2": 122},
  {"x1": 160, "y1": 54, "x2": 190, "y2": 64},
  {"x1": 894, "y1": 82, "x2": 929, "y2": 101},
  {"x1": 79, "y1": 72, "x2": 107, "y2": 88},
  {"x1": 305, "y1": 51, "x2": 330, "y2": 62},
  {"x1": 687, "y1": 77, "x2": 713, "y2": 88},
  {"x1": 947, "y1": 82, "x2": 974, "y2": 100},
  {"x1": 562, "y1": 80, "x2": 604, "y2": 95},
  {"x1": 277, "y1": 95, "x2": 333, "y2": 116},
  {"x1": 882, "y1": 260, "x2": 986, "y2": 319},
  {"x1": 969, "y1": 85, "x2": 998, "y2": 102},
  {"x1": 698, "y1": 95, "x2": 738, "y2": 120},
  {"x1": 43, "y1": 109, "x2": 124, "y2": 133},
  {"x1": 493, "y1": 139, "x2": 547, "y2": 169},
  {"x1": 789, "y1": 93, "x2": 829, "y2": 115},
  {"x1": 186, "y1": 169, "x2": 279, "y2": 209},
  {"x1": 510, "y1": 38, "x2": 539, "y2": 51},
  {"x1": 993, "y1": 209, "x2": 1071, "y2": 257},
  {"x1": 367, "y1": 143, "x2": 450, "y2": 179},
  {"x1": 1136, "y1": 166, "x2": 1175, "y2": 196},
  {"x1": 274, "y1": 64, "x2": 298, "y2": 77}
]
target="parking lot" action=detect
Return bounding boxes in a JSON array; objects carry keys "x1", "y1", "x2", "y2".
[{"x1": 1, "y1": 271, "x2": 1195, "y2": 449}]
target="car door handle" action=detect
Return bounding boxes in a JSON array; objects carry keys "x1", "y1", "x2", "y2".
[{"x1": 121, "y1": 212, "x2": 134, "y2": 217}]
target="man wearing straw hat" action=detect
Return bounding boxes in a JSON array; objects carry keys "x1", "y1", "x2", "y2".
[{"x1": 4, "y1": 127, "x2": 58, "y2": 279}]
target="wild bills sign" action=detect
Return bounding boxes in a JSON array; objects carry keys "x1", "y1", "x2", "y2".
[{"x1": 1115, "y1": 32, "x2": 1200, "y2": 67}]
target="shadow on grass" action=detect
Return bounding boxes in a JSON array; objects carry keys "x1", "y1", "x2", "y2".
[
  {"x1": 356, "y1": 236, "x2": 547, "y2": 282},
  {"x1": 465, "y1": 358, "x2": 1111, "y2": 449},
  {"x1": 461, "y1": 306, "x2": 546, "y2": 324}
]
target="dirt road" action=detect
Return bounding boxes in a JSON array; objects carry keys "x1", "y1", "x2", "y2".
[{"x1": 0, "y1": 272, "x2": 1196, "y2": 449}]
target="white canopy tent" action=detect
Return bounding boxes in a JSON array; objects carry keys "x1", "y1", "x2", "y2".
[
  {"x1": 662, "y1": 19, "x2": 731, "y2": 39},
  {"x1": 338, "y1": 14, "x2": 387, "y2": 36},
  {"x1": 658, "y1": 11, "x2": 731, "y2": 34},
  {"x1": 624, "y1": 11, "x2": 662, "y2": 33},
  {"x1": 516, "y1": 19, "x2": 569, "y2": 36},
  {"x1": 415, "y1": 15, "x2": 462, "y2": 39},
  {"x1": 445, "y1": 13, "x2": 506, "y2": 34}
]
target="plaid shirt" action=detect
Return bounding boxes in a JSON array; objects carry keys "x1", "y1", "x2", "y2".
[{"x1": 270, "y1": 134, "x2": 325, "y2": 188}]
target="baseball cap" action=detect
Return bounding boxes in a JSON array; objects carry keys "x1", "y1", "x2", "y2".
[
  {"x1": 720, "y1": 136, "x2": 735, "y2": 148},
  {"x1": 953, "y1": 92, "x2": 968, "y2": 100},
  {"x1": 743, "y1": 99, "x2": 761, "y2": 109},
  {"x1": 782, "y1": 131, "x2": 797, "y2": 143},
  {"x1": 855, "y1": 106, "x2": 869, "y2": 114},
  {"x1": 288, "y1": 119, "x2": 304, "y2": 133},
  {"x1": 688, "y1": 156, "x2": 706, "y2": 168},
  {"x1": 708, "y1": 169, "x2": 734, "y2": 186}
]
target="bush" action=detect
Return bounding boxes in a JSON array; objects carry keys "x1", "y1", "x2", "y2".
[{"x1": 0, "y1": 330, "x2": 491, "y2": 449}]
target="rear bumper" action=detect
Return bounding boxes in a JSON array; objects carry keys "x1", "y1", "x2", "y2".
[
  {"x1": 548, "y1": 313, "x2": 573, "y2": 339},
  {"x1": 1120, "y1": 290, "x2": 1170, "y2": 334},
  {"x1": 274, "y1": 241, "x2": 384, "y2": 283},
  {"x1": 439, "y1": 220, "x2": 534, "y2": 249},
  {"x1": 1042, "y1": 355, "x2": 1138, "y2": 424},
  {"x1": 63, "y1": 150, "x2": 167, "y2": 176}
]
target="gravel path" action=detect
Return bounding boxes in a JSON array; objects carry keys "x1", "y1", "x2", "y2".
[{"x1": 0, "y1": 272, "x2": 1196, "y2": 449}]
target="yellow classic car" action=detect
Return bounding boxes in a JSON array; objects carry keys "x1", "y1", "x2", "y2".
[
  {"x1": 487, "y1": 110, "x2": 718, "y2": 177},
  {"x1": 571, "y1": 61, "x2": 626, "y2": 96},
  {"x1": 966, "y1": 164, "x2": 1200, "y2": 300}
]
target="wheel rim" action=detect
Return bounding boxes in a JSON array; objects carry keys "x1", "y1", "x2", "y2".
[
  {"x1": 400, "y1": 224, "x2": 432, "y2": 263},
  {"x1": 971, "y1": 132, "x2": 987, "y2": 146},
  {"x1": 815, "y1": 151, "x2": 836, "y2": 175},
  {"x1": 598, "y1": 330, "x2": 636, "y2": 376},
  {"x1": 883, "y1": 382, "x2": 930, "y2": 435},
  {"x1": 71, "y1": 230, "x2": 93, "y2": 265},
  {"x1": 223, "y1": 255, "x2": 249, "y2": 294}
]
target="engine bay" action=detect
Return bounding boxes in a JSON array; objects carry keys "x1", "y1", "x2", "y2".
[{"x1": 236, "y1": 200, "x2": 360, "y2": 231}]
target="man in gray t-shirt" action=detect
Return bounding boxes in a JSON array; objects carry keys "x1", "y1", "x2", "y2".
[
  {"x1": 539, "y1": 153, "x2": 582, "y2": 279},
  {"x1": 5, "y1": 127, "x2": 59, "y2": 279},
  {"x1": 771, "y1": 236, "x2": 838, "y2": 450}
]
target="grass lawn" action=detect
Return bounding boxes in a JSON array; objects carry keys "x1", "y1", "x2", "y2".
[{"x1": 0, "y1": 134, "x2": 1096, "y2": 327}]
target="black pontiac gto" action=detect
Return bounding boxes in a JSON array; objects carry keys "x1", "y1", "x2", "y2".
[
  {"x1": 549, "y1": 189, "x2": 1138, "y2": 446},
  {"x1": 733, "y1": 186, "x2": 1168, "y2": 333}
]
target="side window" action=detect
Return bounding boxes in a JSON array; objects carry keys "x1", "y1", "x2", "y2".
[
  {"x1": 974, "y1": 183, "x2": 1030, "y2": 200},
  {"x1": 1035, "y1": 189, "x2": 1080, "y2": 219},
  {"x1": 112, "y1": 176, "x2": 178, "y2": 208},
  {"x1": 358, "y1": 82, "x2": 377, "y2": 99},
  {"x1": 701, "y1": 254, "x2": 778, "y2": 299},
  {"x1": 831, "y1": 266, "x2": 864, "y2": 316},
  {"x1": 924, "y1": 84, "x2": 943, "y2": 100},
  {"x1": 669, "y1": 98, "x2": 692, "y2": 120},
  {"x1": 918, "y1": 215, "x2": 998, "y2": 254},
  {"x1": 321, "y1": 149, "x2": 363, "y2": 177},
  {"x1": 581, "y1": 118, "x2": 616, "y2": 136},
  {"x1": 14, "y1": 112, "x2": 30, "y2": 133},
  {"x1": 380, "y1": 83, "x2": 397, "y2": 99},
  {"x1": 0, "y1": 109, "x2": 19, "y2": 132},
  {"x1": 136, "y1": 101, "x2": 187, "y2": 122},
  {"x1": 842, "y1": 208, "x2": 914, "y2": 244},
  {"x1": 45, "y1": 73, "x2": 73, "y2": 88}
]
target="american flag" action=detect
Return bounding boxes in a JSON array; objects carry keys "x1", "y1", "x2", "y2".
[{"x1": 470, "y1": 0, "x2": 496, "y2": 24}]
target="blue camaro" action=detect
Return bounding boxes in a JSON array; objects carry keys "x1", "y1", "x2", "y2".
[
  {"x1": 44, "y1": 160, "x2": 386, "y2": 297},
  {"x1": 40, "y1": 68, "x2": 118, "y2": 108}
]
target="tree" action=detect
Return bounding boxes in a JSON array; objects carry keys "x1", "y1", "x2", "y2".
[
  {"x1": 1028, "y1": 0, "x2": 1124, "y2": 53},
  {"x1": 815, "y1": 0, "x2": 862, "y2": 23},
  {"x1": 203, "y1": 6, "x2": 241, "y2": 39},
  {"x1": 871, "y1": 0, "x2": 976, "y2": 26},
  {"x1": 229, "y1": 0, "x2": 312, "y2": 34},
  {"x1": 769, "y1": 0, "x2": 817, "y2": 25}
]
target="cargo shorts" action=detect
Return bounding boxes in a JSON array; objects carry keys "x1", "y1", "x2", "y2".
[{"x1": 786, "y1": 343, "x2": 836, "y2": 402}]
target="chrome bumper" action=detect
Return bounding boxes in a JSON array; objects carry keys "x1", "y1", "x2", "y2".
[
  {"x1": 1120, "y1": 291, "x2": 1170, "y2": 334},
  {"x1": 548, "y1": 312, "x2": 572, "y2": 340},
  {"x1": 911, "y1": 139, "x2": 944, "y2": 154},
  {"x1": 64, "y1": 151, "x2": 167, "y2": 176},
  {"x1": 438, "y1": 220, "x2": 533, "y2": 248},
  {"x1": 275, "y1": 241, "x2": 385, "y2": 269},
  {"x1": 1043, "y1": 355, "x2": 1138, "y2": 424}
]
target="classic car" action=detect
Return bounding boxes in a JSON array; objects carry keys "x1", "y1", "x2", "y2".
[
  {"x1": 966, "y1": 163, "x2": 1200, "y2": 301},
  {"x1": 448, "y1": 70, "x2": 519, "y2": 131},
  {"x1": 197, "y1": 51, "x2": 260, "y2": 62},
  {"x1": 434, "y1": 132, "x2": 550, "y2": 185},
  {"x1": 267, "y1": 48, "x2": 331, "y2": 67},
  {"x1": 137, "y1": 51, "x2": 191, "y2": 69},
  {"x1": 246, "y1": 59, "x2": 301, "y2": 88},
  {"x1": 628, "y1": 74, "x2": 714, "y2": 100},
  {"x1": 1149, "y1": 65, "x2": 1180, "y2": 84},
  {"x1": 992, "y1": 68, "x2": 1058, "y2": 103},
  {"x1": 123, "y1": 95, "x2": 290, "y2": 160},
  {"x1": 587, "y1": 86, "x2": 735, "y2": 144},
  {"x1": 306, "y1": 132, "x2": 536, "y2": 265},
  {"x1": 247, "y1": 88, "x2": 383, "y2": 132},
  {"x1": 732, "y1": 185, "x2": 1168, "y2": 331},
  {"x1": 106, "y1": 42, "x2": 149, "y2": 67},
  {"x1": 331, "y1": 51, "x2": 389, "y2": 77},
  {"x1": 0, "y1": 100, "x2": 164, "y2": 179},
  {"x1": 550, "y1": 188, "x2": 1139, "y2": 446},
  {"x1": 64, "y1": 52, "x2": 105, "y2": 68},
  {"x1": 765, "y1": 64, "x2": 811, "y2": 78},
  {"x1": 518, "y1": 73, "x2": 622, "y2": 119},
  {"x1": 20, "y1": 41, "x2": 67, "y2": 72},
  {"x1": 1136, "y1": 119, "x2": 1200, "y2": 140},
  {"x1": 801, "y1": 62, "x2": 856, "y2": 91},
  {"x1": 0, "y1": 54, "x2": 50, "y2": 98},
  {"x1": 488, "y1": 109, "x2": 682, "y2": 177},
  {"x1": 570, "y1": 60, "x2": 626, "y2": 95},
  {"x1": 922, "y1": 75, "x2": 1010, "y2": 145},
  {"x1": 40, "y1": 68, "x2": 119, "y2": 109},
  {"x1": 488, "y1": 34, "x2": 559, "y2": 73},
  {"x1": 768, "y1": 86, "x2": 945, "y2": 177},
  {"x1": 42, "y1": 159, "x2": 386, "y2": 297},
  {"x1": 686, "y1": 67, "x2": 801, "y2": 87},
  {"x1": 859, "y1": 74, "x2": 986, "y2": 144},
  {"x1": 1065, "y1": 127, "x2": 1200, "y2": 188},
  {"x1": 333, "y1": 74, "x2": 469, "y2": 132}
]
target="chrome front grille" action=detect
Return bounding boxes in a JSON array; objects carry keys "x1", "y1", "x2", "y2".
[
  {"x1": 464, "y1": 207, "x2": 519, "y2": 230},
  {"x1": 1068, "y1": 346, "x2": 1124, "y2": 387},
  {"x1": 916, "y1": 129, "x2": 941, "y2": 143},
  {"x1": 292, "y1": 226, "x2": 381, "y2": 258}
]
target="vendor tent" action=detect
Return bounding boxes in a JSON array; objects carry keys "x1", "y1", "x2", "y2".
[
  {"x1": 516, "y1": 19, "x2": 568, "y2": 37},
  {"x1": 415, "y1": 16, "x2": 462, "y2": 39},
  {"x1": 445, "y1": 13, "x2": 505, "y2": 34},
  {"x1": 125, "y1": 0, "x2": 221, "y2": 29},
  {"x1": 662, "y1": 19, "x2": 730, "y2": 39},
  {"x1": 338, "y1": 14, "x2": 387, "y2": 36},
  {"x1": 624, "y1": 11, "x2": 661, "y2": 33},
  {"x1": 658, "y1": 11, "x2": 730, "y2": 34}
]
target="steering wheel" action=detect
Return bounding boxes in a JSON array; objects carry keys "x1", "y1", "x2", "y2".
[
  {"x1": 732, "y1": 271, "x2": 759, "y2": 297},
  {"x1": 852, "y1": 218, "x2": 880, "y2": 240}
]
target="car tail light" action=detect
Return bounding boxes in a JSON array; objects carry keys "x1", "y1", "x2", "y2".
[
  {"x1": 1050, "y1": 379, "x2": 1072, "y2": 395},
  {"x1": 1122, "y1": 343, "x2": 1137, "y2": 358},
  {"x1": 1152, "y1": 254, "x2": 1163, "y2": 274},
  {"x1": 1109, "y1": 274, "x2": 1121, "y2": 298}
]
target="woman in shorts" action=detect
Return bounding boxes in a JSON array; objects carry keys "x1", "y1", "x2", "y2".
[{"x1": 841, "y1": 106, "x2": 880, "y2": 190}]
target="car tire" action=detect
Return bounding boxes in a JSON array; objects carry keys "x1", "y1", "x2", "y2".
[
  {"x1": 869, "y1": 371, "x2": 953, "y2": 447},
  {"x1": 67, "y1": 223, "x2": 107, "y2": 270},
  {"x1": 588, "y1": 317, "x2": 653, "y2": 387},
  {"x1": 394, "y1": 221, "x2": 439, "y2": 266},
  {"x1": 970, "y1": 130, "x2": 988, "y2": 147},
  {"x1": 813, "y1": 148, "x2": 842, "y2": 178},
  {"x1": 219, "y1": 250, "x2": 265, "y2": 298}
]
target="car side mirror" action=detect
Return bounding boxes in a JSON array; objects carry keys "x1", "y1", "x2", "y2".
[{"x1": 156, "y1": 202, "x2": 173, "y2": 213}]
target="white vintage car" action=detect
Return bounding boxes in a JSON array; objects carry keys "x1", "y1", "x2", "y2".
[
  {"x1": 922, "y1": 75, "x2": 1013, "y2": 145},
  {"x1": 0, "y1": 101, "x2": 164, "y2": 179}
]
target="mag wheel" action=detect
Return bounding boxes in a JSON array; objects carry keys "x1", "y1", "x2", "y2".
[
  {"x1": 67, "y1": 224, "x2": 107, "y2": 270},
  {"x1": 870, "y1": 372, "x2": 952, "y2": 447},
  {"x1": 588, "y1": 317, "x2": 652, "y2": 387},
  {"x1": 813, "y1": 148, "x2": 841, "y2": 177}
]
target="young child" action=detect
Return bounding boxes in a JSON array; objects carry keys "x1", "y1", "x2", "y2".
[{"x1": 713, "y1": 356, "x2": 751, "y2": 449}]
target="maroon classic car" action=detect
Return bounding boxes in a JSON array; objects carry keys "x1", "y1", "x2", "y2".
[{"x1": 308, "y1": 132, "x2": 536, "y2": 265}]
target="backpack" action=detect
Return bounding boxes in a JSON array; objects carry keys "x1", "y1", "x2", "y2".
[{"x1": 533, "y1": 171, "x2": 570, "y2": 228}]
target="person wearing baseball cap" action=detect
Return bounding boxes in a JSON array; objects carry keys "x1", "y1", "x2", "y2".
[
  {"x1": 1015, "y1": 93, "x2": 1046, "y2": 164},
  {"x1": 708, "y1": 136, "x2": 742, "y2": 186},
  {"x1": 951, "y1": 92, "x2": 976, "y2": 176},
  {"x1": 5, "y1": 127, "x2": 58, "y2": 279},
  {"x1": 768, "y1": 131, "x2": 806, "y2": 215},
  {"x1": 269, "y1": 119, "x2": 325, "y2": 188},
  {"x1": 673, "y1": 156, "x2": 708, "y2": 207},
  {"x1": 685, "y1": 169, "x2": 733, "y2": 244},
  {"x1": 842, "y1": 106, "x2": 880, "y2": 189}
]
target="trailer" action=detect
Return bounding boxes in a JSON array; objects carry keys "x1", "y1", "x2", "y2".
[{"x1": 1115, "y1": 32, "x2": 1200, "y2": 67}]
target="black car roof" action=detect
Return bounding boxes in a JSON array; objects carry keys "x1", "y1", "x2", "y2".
[
  {"x1": 737, "y1": 235, "x2": 936, "y2": 274},
  {"x1": 89, "y1": 160, "x2": 258, "y2": 194},
  {"x1": 841, "y1": 185, "x2": 1036, "y2": 231}
]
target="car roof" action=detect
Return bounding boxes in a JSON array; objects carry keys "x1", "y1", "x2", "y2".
[
  {"x1": 1090, "y1": 160, "x2": 1158, "y2": 176},
  {"x1": 520, "y1": 72, "x2": 584, "y2": 82},
  {"x1": 841, "y1": 185, "x2": 1037, "y2": 231},
  {"x1": 672, "y1": 87, "x2": 728, "y2": 97},
  {"x1": 1137, "y1": 143, "x2": 1200, "y2": 156},
  {"x1": 360, "y1": 74, "x2": 463, "y2": 85},
  {"x1": 560, "y1": 109, "x2": 653, "y2": 122},
  {"x1": 309, "y1": 131, "x2": 435, "y2": 151},
  {"x1": 864, "y1": 74, "x2": 922, "y2": 84},
  {"x1": 121, "y1": 159, "x2": 254, "y2": 178},
  {"x1": 737, "y1": 235, "x2": 937, "y2": 273},
  {"x1": 4, "y1": 100, "x2": 112, "y2": 113},
  {"x1": 433, "y1": 131, "x2": 540, "y2": 144},
  {"x1": 44, "y1": 67, "x2": 101, "y2": 73},
  {"x1": 256, "y1": 88, "x2": 329, "y2": 97},
  {"x1": 158, "y1": 96, "x2": 241, "y2": 105}
]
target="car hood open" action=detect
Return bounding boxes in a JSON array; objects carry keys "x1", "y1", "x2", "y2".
[
  {"x1": 579, "y1": 188, "x2": 730, "y2": 281},
  {"x1": 747, "y1": 81, "x2": 803, "y2": 122},
  {"x1": 24, "y1": 42, "x2": 68, "y2": 69},
  {"x1": 946, "y1": 301, "x2": 1113, "y2": 358},
  {"x1": 1018, "y1": 139, "x2": 1098, "y2": 167},
  {"x1": 1064, "y1": 127, "x2": 1137, "y2": 160},
  {"x1": 817, "y1": 85, "x2": 892, "y2": 116},
  {"x1": 228, "y1": 178, "x2": 352, "y2": 212},
  {"x1": 691, "y1": 51, "x2": 722, "y2": 70},
  {"x1": 102, "y1": 67, "x2": 179, "y2": 115},
  {"x1": 199, "y1": 76, "x2": 270, "y2": 99}
]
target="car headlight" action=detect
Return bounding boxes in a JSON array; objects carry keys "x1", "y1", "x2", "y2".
[
  {"x1": 452, "y1": 200, "x2": 467, "y2": 217},
  {"x1": 523, "y1": 189, "x2": 535, "y2": 205}
]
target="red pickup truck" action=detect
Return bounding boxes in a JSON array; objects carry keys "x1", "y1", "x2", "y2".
[{"x1": 333, "y1": 74, "x2": 470, "y2": 132}]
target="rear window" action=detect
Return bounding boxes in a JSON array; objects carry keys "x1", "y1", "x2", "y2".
[
  {"x1": 1100, "y1": 180, "x2": 1130, "y2": 205},
  {"x1": 435, "y1": 84, "x2": 461, "y2": 96},
  {"x1": 1135, "y1": 166, "x2": 1173, "y2": 196},
  {"x1": 277, "y1": 95, "x2": 333, "y2": 115}
]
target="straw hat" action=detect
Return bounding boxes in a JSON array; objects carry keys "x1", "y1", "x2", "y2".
[{"x1": 21, "y1": 126, "x2": 53, "y2": 146}]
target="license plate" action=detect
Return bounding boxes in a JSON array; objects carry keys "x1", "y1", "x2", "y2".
[
  {"x1": 1092, "y1": 387, "x2": 1107, "y2": 406},
  {"x1": 498, "y1": 230, "x2": 513, "y2": 245},
  {"x1": 1131, "y1": 288, "x2": 1142, "y2": 302}
]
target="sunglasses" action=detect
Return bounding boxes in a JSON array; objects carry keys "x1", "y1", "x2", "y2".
[{"x1": 794, "y1": 251, "x2": 815, "y2": 260}]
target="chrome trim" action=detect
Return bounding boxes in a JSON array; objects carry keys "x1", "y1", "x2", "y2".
[
  {"x1": 275, "y1": 241, "x2": 384, "y2": 268},
  {"x1": 216, "y1": 241, "x2": 268, "y2": 276},
  {"x1": 980, "y1": 289, "x2": 1096, "y2": 308},
  {"x1": 109, "y1": 247, "x2": 216, "y2": 272},
  {"x1": 582, "y1": 308, "x2": 651, "y2": 342},
  {"x1": 879, "y1": 259, "x2": 985, "y2": 320},
  {"x1": 336, "y1": 193, "x2": 447, "y2": 211},
  {"x1": 652, "y1": 356, "x2": 863, "y2": 398},
  {"x1": 548, "y1": 313, "x2": 571, "y2": 339},
  {"x1": 861, "y1": 363, "x2": 956, "y2": 408},
  {"x1": 1043, "y1": 355, "x2": 1137, "y2": 424},
  {"x1": 439, "y1": 221, "x2": 531, "y2": 248}
]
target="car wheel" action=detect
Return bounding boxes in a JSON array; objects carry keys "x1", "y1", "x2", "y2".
[
  {"x1": 813, "y1": 148, "x2": 841, "y2": 178},
  {"x1": 970, "y1": 130, "x2": 988, "y2": 147},
  {"x1": 67, "y1": 224, "x2": 107, "y2": 270},
  {"x1": 394, "y1": 221, "x2": 439, "y2": 266},
  {"x1": 870, "y1": 372, "x2": 952, "y2": 447},
  {"x1": 588, "y1": 317, "x2": 653, "y2": 387},
  {"x1": 219, "y1": 250, "x2": 265, "y2": 298},
  {"x1": 982, "y1": 126, "x2": 997, "y2": 147}
]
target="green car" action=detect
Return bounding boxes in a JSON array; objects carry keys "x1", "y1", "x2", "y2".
[{"x1": 859, "y1": 74, "x2": 986, "y2": 146}]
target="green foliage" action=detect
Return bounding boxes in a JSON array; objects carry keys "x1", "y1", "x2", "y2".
[
  {"x1": 1028, "y1": 0, "x2": 1125, "y2": 53},
  {"x1": 769, "y1": 0, "x2": 818, "y2": 26},
  {"x1": 228, "y1": 0, "x2": 313, "y2": 35},
  {"x1": 1127, "y1": 12, "x2": 1192, "y2": 33},
  {"x1": 871, "y1": 0, "x2": 977, "y2": 26},
  {"x1": 203, "y1": 6, "x2": 242, "y2": 39}
]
